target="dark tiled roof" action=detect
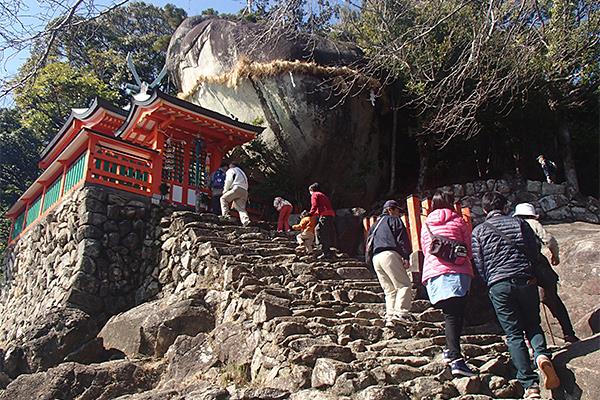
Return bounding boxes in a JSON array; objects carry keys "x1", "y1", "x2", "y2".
[
  {"x1": 40, "y1": 98, "x2": 127, "y2": 161},
  {"x1": 115, "y1": 90, "x2": 264, "y2": 137}
]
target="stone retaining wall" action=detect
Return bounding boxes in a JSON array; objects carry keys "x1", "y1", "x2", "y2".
[
  {"x1": 426, "y1": 178, "x2": 600, "y2": 225},
  {"x1": 0, "y1": 185, "x2": 164, "y2": 347}
]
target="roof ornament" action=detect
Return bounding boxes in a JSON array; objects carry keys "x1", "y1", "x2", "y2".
[{"x1": 125, "y1": 53, "x2": 168, "y2": 101}]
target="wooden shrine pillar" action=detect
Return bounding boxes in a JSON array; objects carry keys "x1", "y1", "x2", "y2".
[
  {"x1": 151, "y1": 131, "x2": 164, "y2": 196},
  {"x1": 406, "y1": 195, "x2": 422, "y2": 252}
]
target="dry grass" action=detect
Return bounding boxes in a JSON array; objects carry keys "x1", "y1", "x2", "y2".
[
  {"x1": 219, "y1": 362, "x2": 250, "y2": 386},
  {"x1": 178, "y1": 56, "x2": 380, "y2": 100}
]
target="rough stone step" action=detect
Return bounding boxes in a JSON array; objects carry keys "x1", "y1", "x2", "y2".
[
  {"x1": 235, "y1": 239, "x2": 296, "y2": 248},
  {"x1": 317, "y1": 279, "x2": 381, "y2": 287},
  {"x1": 308, "y1": 316, "x2": 386, "y2": 328}
]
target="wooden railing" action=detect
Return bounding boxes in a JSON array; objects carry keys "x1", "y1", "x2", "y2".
[
  {"x1": 8, "y1": 152, "x2": 86, "y2": 242},
  {"x1": 88, "y1": 141, "x2": 153, "y2": 196},
  {"x1": 7, "y1": 132, "x2": 157, "y2": 244}
]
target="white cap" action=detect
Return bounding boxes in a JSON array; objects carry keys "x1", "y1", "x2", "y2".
[{"x1": 513, "y1": 203, "x2": 539, "y2": 218}]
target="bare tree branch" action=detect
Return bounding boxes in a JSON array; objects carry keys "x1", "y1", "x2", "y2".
[{"x1": 0, "y1": 0, "x2": 130, "y2": 100}]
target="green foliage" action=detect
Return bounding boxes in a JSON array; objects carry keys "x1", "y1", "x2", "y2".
[
  {"x1": 24, "y1": 2, "x2": 187, "y2": 105},
  {"x1": 249, "y1": 116, "x2": 266, "y2": 126},
  {"x1": 348, "y1": 1, "x2": 599, "y2": 145},
  {"x1": 15, "y1": 62, "x2": 119, "y2": 141},
  {"x1": 0, "y1": 109, "x2": 41, "y2": 257},
  {"x1": 1, "y1": 2, "x2": 187, "y2": 255},
  {"x1": 242, "y1": 139, "x2": 295, "y2": 203},
  {"x1": 537, "y1": 0, "x2": 599, "y2": 108}
]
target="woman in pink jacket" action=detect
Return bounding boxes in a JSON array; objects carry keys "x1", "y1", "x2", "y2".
[{"x1": 420, "y1": 191, "x2": 475, "y2": 377}]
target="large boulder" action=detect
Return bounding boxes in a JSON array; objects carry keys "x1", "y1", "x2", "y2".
[
  {"x1": 98, "y1": 293, "x2": 214, "y2": 358},
  {"x1": 543, "y1": 334, "x2": 600, "y2": 400},
  {"x1": 0, "y1": 360, "x2": 160, "y2": 400},
  {"x1": 162, "y1": 321, "x2": 260, "y2": 386},
  {"x1": 3, "y1": 308, "x2": 100, "y2": 377},
  {"x1": 167, "y1": 17, "x2": 389, "y2": 206},
  {"x1": 545, "y1": 223, "x2": 600, "y2": 339}
]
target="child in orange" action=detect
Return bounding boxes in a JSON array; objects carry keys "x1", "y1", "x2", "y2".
[{"x1": 292, "y1": 210, "x2": 317, "y2": 253}]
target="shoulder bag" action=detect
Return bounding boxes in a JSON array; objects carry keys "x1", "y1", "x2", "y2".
[{"x1": 425, "y1": 224, "x2": 468, "y2": 263}]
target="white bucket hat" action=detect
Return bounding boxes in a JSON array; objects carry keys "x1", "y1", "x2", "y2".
[{"x1": 513, "y1": 203, "x2": 539, "y2": 218}]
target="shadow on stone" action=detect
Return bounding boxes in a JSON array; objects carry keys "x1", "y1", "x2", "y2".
[{"x1": 550, "y1": 334, "x2": 600, "y2": 400}]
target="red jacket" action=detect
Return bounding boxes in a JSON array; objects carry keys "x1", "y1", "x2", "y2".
[{"x1": 309, "y1": 191, "x2": 335, "y2": 217}]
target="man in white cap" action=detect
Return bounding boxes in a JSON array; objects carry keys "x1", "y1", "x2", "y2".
[{"x1": 514, "y1": 203, "x2": 579, "y2": 343}]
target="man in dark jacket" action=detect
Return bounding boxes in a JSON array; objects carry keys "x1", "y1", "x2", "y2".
[
  {"x1": 472, "y1": 192, "x2": 559, "y2": 398},
  {"x1": 308, "y1": 183, "x2": 336, "y2": 259},
  {"x1": 366, "y1": 200, "x2": 412, "y2": 326}
]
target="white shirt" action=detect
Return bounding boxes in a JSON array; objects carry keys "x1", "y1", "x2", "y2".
[
  {"x1": 273, "y1": 197, "x2": 291, "y2": 211},
  {"x1": 223, "y1": 167, "x2": 248, "y2": 191}
]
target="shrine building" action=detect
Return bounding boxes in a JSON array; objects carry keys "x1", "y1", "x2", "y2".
[{"x1": 5, "y1": 90, "x2": 263, "y2": 243}]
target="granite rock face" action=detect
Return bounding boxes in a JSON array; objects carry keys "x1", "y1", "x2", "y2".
[
  {"x1": 167, "y1": 17, "x2": 387, "y2": 205},
  {"x1": 98, "y1": 291, "x2": 214, "y2": 358},
  {"x1": 545, "y1": 223, "x2": 600, "y2": 340},
  {"x1": 0, "y1": 360, "x2": 160, "y2": 400},
  {"x1": 543, "y1": 334, "x2": 600, "y2": 400}
]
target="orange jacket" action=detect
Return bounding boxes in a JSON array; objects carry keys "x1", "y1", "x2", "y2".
[{"x1": 292, "y1": 216, "x2": 316, "y2": 234}]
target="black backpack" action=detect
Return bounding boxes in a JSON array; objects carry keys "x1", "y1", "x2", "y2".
[{"x1": 425, "y1": 224, "x2": 468, "y2": 263}]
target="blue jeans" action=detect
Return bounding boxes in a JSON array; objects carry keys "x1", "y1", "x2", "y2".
[{"x1": 488, "y1": 277, "x2": 551, "y2": 389}]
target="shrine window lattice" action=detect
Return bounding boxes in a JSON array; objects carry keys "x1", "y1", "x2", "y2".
[
  {"x1": 162, "y1": 139, "x2": 185, "y2": 183},
  {"x1": 188, "y1": 145, "x2": 210, "y2": 189}
]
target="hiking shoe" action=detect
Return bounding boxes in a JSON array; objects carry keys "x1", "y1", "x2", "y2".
[
  {"x1": 442, "y1": 348, "x2": 452, "y2": 364},
  {"x1": 523, "y1": 384, "x2": 541, "y2": 399},
  {"x1": 536, "y1": 355, "x2": 560, "y2": 389},
  {"x1": 393, "y1": 313, "x2": 415, "y2": 323},
  {"x1": 242, "y1": 220, "x2": 251, "y2": 227},
  {"x1": 564, "y1": 334, "x2": 580, "y2": 343},
  {"x1": 385, "y1": 313, "x2": 413, "y2": 327},
  {"x1": 450, "y1": 358, "x2": 476, "y2": 377}
]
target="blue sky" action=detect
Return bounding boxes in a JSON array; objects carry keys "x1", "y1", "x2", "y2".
[
  {"x1": 0, "y1": 1, "x2": 244, "y2": 105},
  {"x1": 154, "y1": 0, "x2": 244, "y2": 15}
]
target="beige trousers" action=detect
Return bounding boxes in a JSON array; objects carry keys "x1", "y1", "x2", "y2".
[
  {"x1": 373, "y1": 250, "x2": 412, "y2": 317},
  {"x1": 297, "y1": 231, "x2": 315, "y2": 252},
  {"x1": 220, "y1": 186, "x2": 250, "y2": 225}
]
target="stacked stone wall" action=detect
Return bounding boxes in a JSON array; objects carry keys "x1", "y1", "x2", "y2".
[
  {"x1": 0, "y1": 184, "x2": 164, "y2": 347},
  {"x1": 426, "y1": 178, "x2": 600, "y2": 225}
]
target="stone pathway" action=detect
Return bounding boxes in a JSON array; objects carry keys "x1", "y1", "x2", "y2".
[{"x1": 147, "y1": 211, "x2": 525, "y2": 400}]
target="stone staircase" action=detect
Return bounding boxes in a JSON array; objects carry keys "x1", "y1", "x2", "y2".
[{"x1": 143, "y1": 211, "x2": 524, "y2": 400}]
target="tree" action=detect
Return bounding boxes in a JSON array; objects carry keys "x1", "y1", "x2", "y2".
[
  {"x1": 10, "y1": 2, "x2": 187, "y2": 142},
  {"x1": 533, "y1": 0, "x2": 600, "y2": 191},
  {"x1": 24, "y1": 2, "x2": 187, "y2": 104},
  {"x1": 347, "y1": 0, "x2": 598, "y2": 190},
  {"x1": 14, "y1": 62, "x2": 119, "y2": 142},
  {"x1": 0, "y1": 109, "x2": 42, "y2": 256},
  {"x1": 0, "y1": 0, "x2": 132, "y2": 99},
  {"x1": 1, "y1": 1, "x2": 187, "y2": 101}
]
